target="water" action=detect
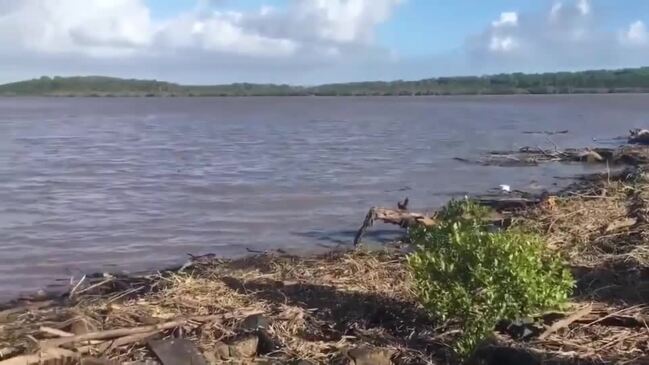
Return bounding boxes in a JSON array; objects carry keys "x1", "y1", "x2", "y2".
[{"x1": 0, "y1": 94, "x2": 647, "y2": 299}]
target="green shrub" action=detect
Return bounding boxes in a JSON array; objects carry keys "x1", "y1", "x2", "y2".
[{"x1": 407, "y1": 199, "x2": 574, "y2": 357}]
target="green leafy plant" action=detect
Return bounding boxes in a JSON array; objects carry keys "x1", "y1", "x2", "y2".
[{"x1": 407, "y1": 199, "x2": 574, "y2": 358}]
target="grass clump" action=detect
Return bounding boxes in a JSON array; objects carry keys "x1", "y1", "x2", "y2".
[{"x1": 407, "y1": 199, "x2": 574, "y2": 358}]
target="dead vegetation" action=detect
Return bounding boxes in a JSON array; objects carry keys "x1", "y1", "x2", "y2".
[
  {"x1": 457, "y1": 145, "x2": 649, "y2": 167},
  {"x1": 2, "y1": 157, "x2": 649, "y2": 364}
]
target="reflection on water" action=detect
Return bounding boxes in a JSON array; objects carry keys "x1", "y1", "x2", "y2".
[{"x1": 0, "y1": 95, "x2": 647, "y2": 299}]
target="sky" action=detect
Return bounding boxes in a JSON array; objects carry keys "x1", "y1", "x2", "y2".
[{"x1": 1, "y1": 0, "x2": 649, "y2": 85}]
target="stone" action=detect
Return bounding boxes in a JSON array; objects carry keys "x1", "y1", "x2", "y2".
[
  {"x1": 240, "y1": 314, "x2": 271, "y2": 331},
  {"x1": 148, "y1": 338, "x2": 207, "y2": 365},
  {"x1": 347, "y1": 346, "x2": 395, "y2": 365},
  {"x1": 214, "y1": 335, "x2": 260, "y2": 360},
  {"x1": 229, "y1": 335, "x2": 259, "y2": 358}
]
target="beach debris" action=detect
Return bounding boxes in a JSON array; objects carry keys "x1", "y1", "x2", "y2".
[
  {"x1": 459, "y1": 144, "x2": 649, "y2": 167},
  {"x1": 628, "y1": 128, "x2": 649, "y2": 144},
  {"x1": 499, "y1": 184, "x2": 511, "y2": 193}
]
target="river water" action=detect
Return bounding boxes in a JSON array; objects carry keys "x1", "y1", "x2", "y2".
[{"x1": 0, "y1": 95, "x2": 647, "y2": 299}]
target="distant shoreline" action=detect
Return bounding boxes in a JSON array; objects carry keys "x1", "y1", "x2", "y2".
[
  {"x1": 2, "y1": 66, "x2": 649, "y2": 97},
  {"x1": 3, "y1": 89, "x2": 649, "y2": 98}
]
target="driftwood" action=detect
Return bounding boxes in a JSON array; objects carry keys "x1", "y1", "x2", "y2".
[
  {"x1": 353, "y1": 197, "x2": 522, "y2": 245},
  {"x1": 353, "y1": 207, "x2": 436, "y2": 246},
  {"x1": 40, "y1": 314, "x2": 226, "y2": 349}
]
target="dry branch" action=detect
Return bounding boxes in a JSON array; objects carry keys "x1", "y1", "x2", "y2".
[
  {"x1": 40, "y1": 314, "x2": 225, "y2": 349},
  {"x1": 353, "y1": 207, "x2": 436, "y2": 246},
  {"x1": 0, "y1": 348, "x2": 77, "y2": 365},
  {"x1": 539, "y1": 305, "x2": 592, "y2": 340}
]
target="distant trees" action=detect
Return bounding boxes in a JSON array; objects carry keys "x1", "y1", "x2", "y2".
[{"x1": 3, "y1": 67, "x2": 649, "y2": 96}]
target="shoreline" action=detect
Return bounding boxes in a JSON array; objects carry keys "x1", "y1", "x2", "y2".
[
  {"x1": 2, "y1": 142, "x2": 649, "y2": 364},
  {"x1": 4, "y1": 91, "x2": 649, "y2": 98}
]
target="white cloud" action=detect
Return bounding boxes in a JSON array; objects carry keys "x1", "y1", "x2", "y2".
[
  {"x1": 621, "y1": 21, "x2": 649, "y2": 46},
  {"x1": 156, "y1": 10, "x2": 298, "y2": 57},
  {"x1": 0, "y1": 0, "x2": 153, "y2": 57},
  {"x1": 577, "y1": 0, "x2": 591, "y2": 15},
  {"x1": 0, "y1": 0, "x2": 402, "y2": 61},
  {"x1": 296, "y1": 0, "x2": 402, "y2": 43},
  {"x1": 492, "y1": 12, "x2": 518, "y2": 28},
  {"x1": 550, "y1": 2, "x2": 563, "y2": 20},
  {"x1": 465, "y1": 0, "x2": 648, "y2": 74},
  {"x1": 489, "y1": 36, "x2": 517, "y2": 52}
]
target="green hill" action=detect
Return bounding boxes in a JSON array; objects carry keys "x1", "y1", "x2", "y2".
[{"x1": 3, "y1": 67, "x2": 649, "y2": 96}]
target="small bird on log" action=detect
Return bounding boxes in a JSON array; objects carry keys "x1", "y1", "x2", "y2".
[{"x1": 397, "y1": 197, "x2": 409, "y2": 210}]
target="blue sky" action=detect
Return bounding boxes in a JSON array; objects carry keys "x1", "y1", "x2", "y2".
[{"x1": 1, "y1": 0, "x2": 649, "y2": 84}]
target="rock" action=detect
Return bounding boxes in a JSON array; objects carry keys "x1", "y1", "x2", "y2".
[
  {"x1": 346, "y1": 346, "x2": 395, "y2": 365},
  {"x1": 229, "y1": 335, "x2": 259, "y2": 358},
  {"x1": 239, "y1": 314, "x2": 277, "y2": 354},
  {"x1": 148, "y1": 338, "x2": 207, "y2": 365},
  {"x1": 240, "y1": 314, "x2": 271, "y2": 331},
  {"x1": 213, "y1": 335, "x2": 259, "y2": 360}
]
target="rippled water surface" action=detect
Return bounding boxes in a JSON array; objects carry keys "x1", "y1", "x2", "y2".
[{"x1": 1, "y1": 95, "x2": 647, "y2": 299}]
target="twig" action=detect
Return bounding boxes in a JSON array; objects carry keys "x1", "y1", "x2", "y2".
[
  {"x1": 95, "y1": 330, "x2": 159, "y2": 353},
  {"x1": 72, "y1": 278, "x2": 113, "y2": 296},
  {"x1": 539, "y1": 305, "x2": 592, "y2": 340},
  {"x1": 545, "y1": 136, "x2": 559, "y2": 153},
  {"x1": 583, "y1": 305, "x2": 646, "y2": 328},
  {"x1": 40, "y1": 312, "x2": 260, "y2": 349},
  {"x1": 39, "y1": 326, "x2": 74, "y2": 338},
  {"x1": 107, "y1": 286, "x2": 145, "y2": 303},
  {"x1": 69, "y1": 274, "x2": 86, "y2": 298}
]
